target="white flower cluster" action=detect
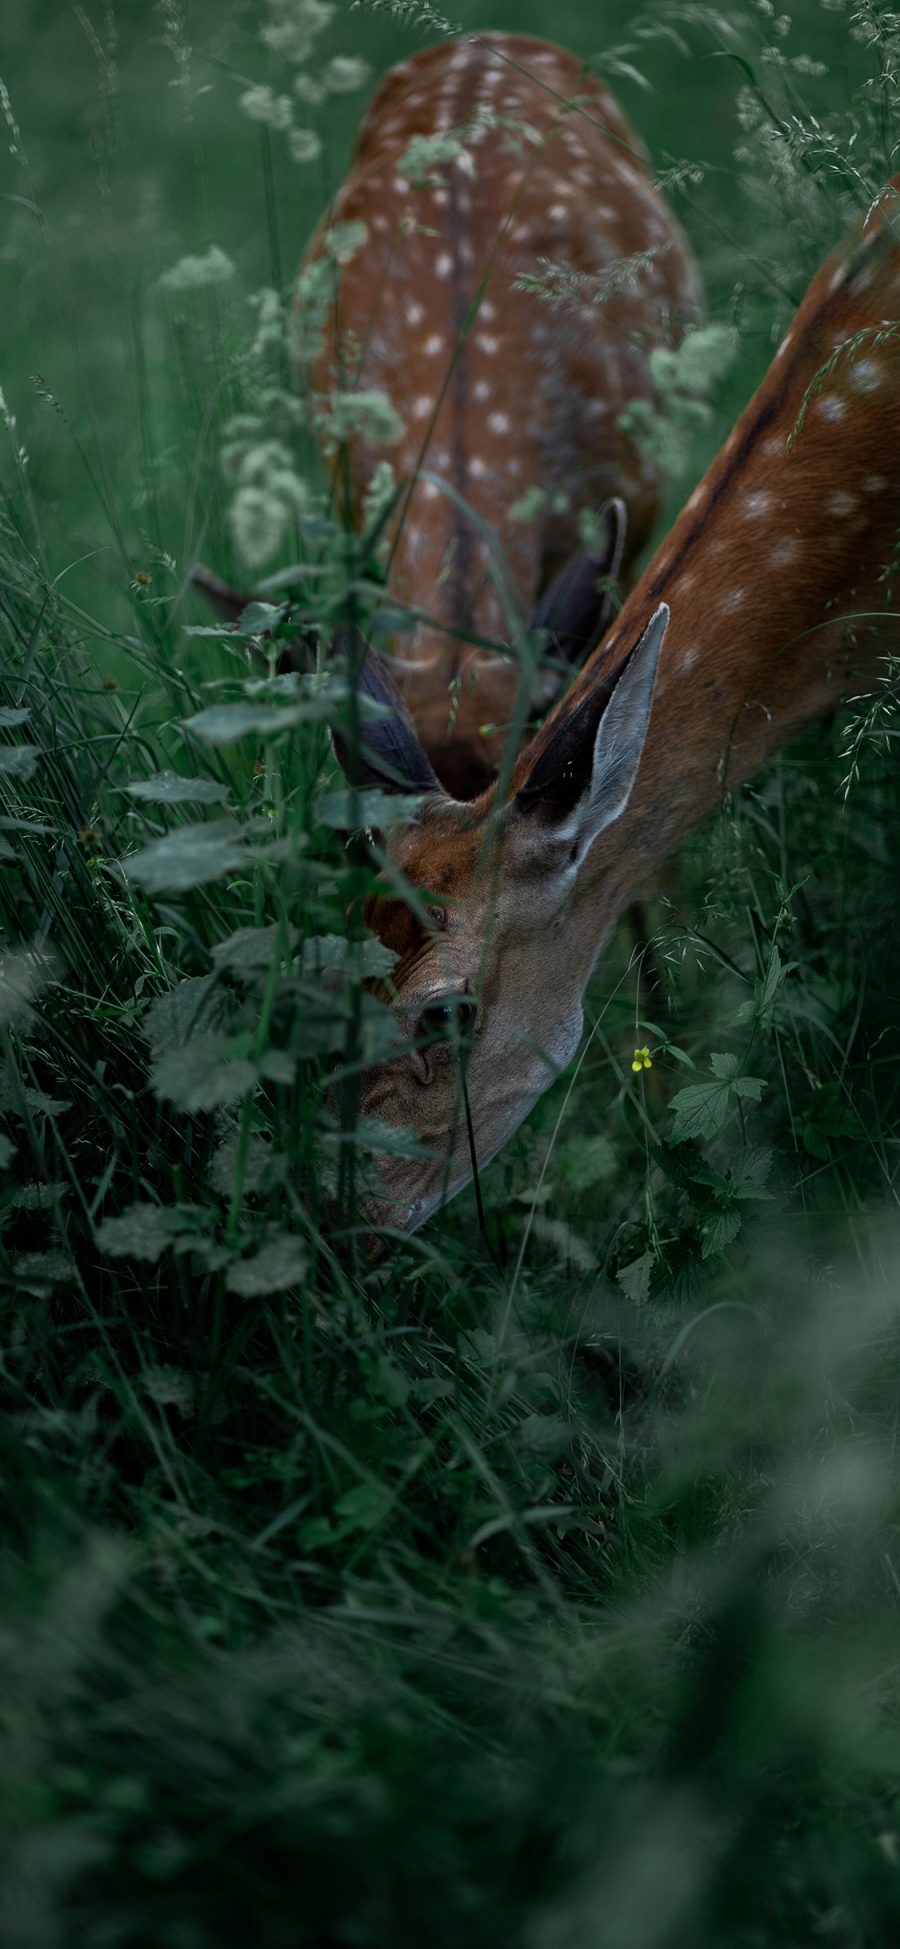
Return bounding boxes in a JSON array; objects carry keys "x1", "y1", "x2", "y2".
[
  {"x1": 158, "y1": 245, "x2": 235, "y2": 293},
  {"x1": 238, "y1": 0, "x2": 371, "y2": 167}
]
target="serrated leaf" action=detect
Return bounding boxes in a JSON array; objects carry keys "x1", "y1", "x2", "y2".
[
  {"x1": 617, "y1": 1250, "x2": 654, "y2": 1304},
  {"x1": 125, "y1": 771, "x2": 230, "y2": 805},
  {"x1": 0, "y1": 744, "x2": 40, "y2": 777},
  {"x1": 143, "y1": 975, "x2": 219, "y2": 1058},
  {"x1": 731, "y1": 1147, "x2": 774, "y2": 1200},
  {"x1": 314, "y1": 789, "x2": 425, "y2": 831},
  {"x1": 669, "y1": 1078, "x2": 734, "y2": 1144},
  {"x1": 151, "y1": 1034, "x2": 257, "y2": 1112},
  {"x1": 733, "y1": 1074, "x2": 766, "y2": 1101},
  {"x1": 95, "y1": 1202, "x2": 182, "y2": 1262},
  {"x1": 125, "y1": 820, "x2": 245, "y2": 893},
  {"x1": 226, "y1": 1232, "x2": 308, "y2": 1297},
  {"x1": 302, "y1": 932, "x2": 398, "y2": 978},
  {"x1": 235, "y1": 600, "x2": 286, "y2": 636},
  {"x1": 212, "y1": 923, "x2": 298, "y2": 972},
  {"x1": 701, "y1": 1209, "x2": 742, "y2": 1259},
  {"x1": 710, "y1": 1051, "x2": 739, "y2": 1080}
]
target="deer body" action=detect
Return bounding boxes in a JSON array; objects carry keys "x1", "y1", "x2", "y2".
[
  {"x1": 340, "y1": 183, "x2": 900, "y2": 1236},
  {"x1": 305, "y1": 33, "x2": 701, "y2": 795}
]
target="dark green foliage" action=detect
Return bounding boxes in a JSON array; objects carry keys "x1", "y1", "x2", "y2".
[{"x1": 3, "y1": 2, "x2": 900, "y2": 1943}]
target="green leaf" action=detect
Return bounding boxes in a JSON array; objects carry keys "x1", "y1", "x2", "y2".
[
  {"x1": 125, "y1": 821, "x2": 245, "y2": 893},
  {"x1": 0, "y1": 1132, "x2": 13, "y2": 1168},
  {"x1": 226, "y1": 1232, "x2": 308, "y2": 1297},
  {"x1": 617, "y1": 1251, "x2": 654, "y2": 1304},
  {"x1": 334, "y1": 1481, "x2": 393, "y2": 1531},
  {"x1": 0, "y1": 707, "x2": 30, "y2": 727},
  {"x1": 0, "y1": 744, "x2": 40, "y2": 778},
  {"x1": 213, "y1": 923, "x2": 298, "y2": 973},
  {"x1": 314, "y1": 789, "x2": 425, "y2": 830},
  {"x1": 151, "y1": 1035, "x2": 258, "y2": 1113},
  {"x1": 302, "y1": 932, "x2": 398, "y2": 979},
  {"x1": 236, "y1": 600, "x2": 287, "y2": 636},
  {"x1": 733, "y1": 1074, "x2": 766, "y2": 1101},
  {"x1": 125, "y1": 771, "x2": 230, "y2": 805},
  {"x1": 737, "y1": 944, "x2": 796, "y2": 1028},
  {"x1": 669, "y1": 1077, "x2": 734, "y2": 1145},
  {"x1": 369, "y1": 1357, "x2": 410, "y2": 1408},
  {"x1": 710, "y1": 1051, "x2": 739, "y2": 1080},
  {"x1": 731, "y1": 1147, "x2": 774, "y2": 1199},
  {"x1": 143, "y1": 975, "x2": 219, "y2": 1057},
  {"x1": 183, "y1": 696, "x2": 330, "y2": 745},
  {"x1": 95, "y1": 1202, "x2": 183, "y2": 1262},
  {"x1": 701, "y1": 1210, "x2": 742, "y2": 1260}
]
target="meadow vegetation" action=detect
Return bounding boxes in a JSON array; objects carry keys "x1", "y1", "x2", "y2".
[{"x1": 2, "y1": 1, "x2": 900, "y2": 1941}]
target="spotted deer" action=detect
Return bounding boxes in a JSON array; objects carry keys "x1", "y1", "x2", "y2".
[
  {"x1": 302, "y1": 31, "x2": 701, "y2": 796},
  {"x1": 333, "y1": 181, "x2": 900, "y2": 1236}
]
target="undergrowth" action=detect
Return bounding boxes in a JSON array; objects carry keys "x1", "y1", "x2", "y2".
[{"x1": 2, "y1": 1, "x2": 900, "y2": 1944}]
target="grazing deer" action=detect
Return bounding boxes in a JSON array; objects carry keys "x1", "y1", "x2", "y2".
[
  {"x1": 334, "y1": 182, "x2": 900, "y2": 1236},
  {"x1": 302, "y1": 31, "x2": 701, "y2": 795}
]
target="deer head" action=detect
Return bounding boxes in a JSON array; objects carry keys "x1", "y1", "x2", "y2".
[{"x1": 334, "y1": 607, "x2": 666, "y2": 1232}]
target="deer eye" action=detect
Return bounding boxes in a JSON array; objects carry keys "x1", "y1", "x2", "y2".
[{"x1": 417, "y1": 995, "x2": 478, "y2": 1044}]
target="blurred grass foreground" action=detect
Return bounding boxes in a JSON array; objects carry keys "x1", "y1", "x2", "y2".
[{"x1": 3, "y1": 1, "x2": 900, "y2": 1943}]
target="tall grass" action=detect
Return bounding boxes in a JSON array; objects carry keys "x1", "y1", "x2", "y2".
[{"x1": 2, "y1": 1, "x2": 900, "y2": 1942}]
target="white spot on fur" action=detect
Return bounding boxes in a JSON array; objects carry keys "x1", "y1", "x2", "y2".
[
  {"x1": 848, "y1": 358, "x2": 882, "y2": 392},
  {"x1": 473, "y1": 378, "x2": 491, "y2": 401},
  {"x1": 744, "y1": 489, "x2": 772, "y2": 517},
  {"x1": 817, "y1": 394, "x2": 848, "y2": 422},
  {"x1": 407, "y1": 300, "x2": 424, "y2": 326},
  {"x1": 424, "y1": 333, "x2": 444, "y2": 355},
  {"x1": 479, "y1": 334, "x2": 499, "y2": 354},
  {"x1": 769, "y1": 538, "x2": 799, "y2": 568},
  {"x1": 549, "y1": 202, "x2": 567, "y2": 220},
  {"x1": 435, "y1": 252, "x2": 452, "y2": 278},
  {"x1": 721, "y1": 587, "x2": 746, "y2": 612},
  {"x1": 421, "y1": 480, "x2": 440, "y2": 500},
  {"x1": 487, "y1": 410, "x2": 510, "y2": 433},
  {"x1": 469, "y1": 456, "x2": 488, "y2": 478},
  {"x1": 864, "y1": 473, "x2": 888, "y2": 493},
  {"x1": 411, "y1": 396, "x2": 432, "y2": 421},
  {"x1": 479, "y1": 298, "x2": 496, "y2": 321},
  {"x1": 827, "y1": 489, "x2": 857, "y2": 516}
]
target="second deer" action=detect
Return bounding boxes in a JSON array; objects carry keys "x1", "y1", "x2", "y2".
[{"x1": 303, "y1": 31, "x2": 701, "y2": 795}]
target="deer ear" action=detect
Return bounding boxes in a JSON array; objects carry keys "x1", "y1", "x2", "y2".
[
  {"x1": 528, "y1": 498, "x2": 627, "y2": 692},
  {"x1": 331, "y1": 626, "x2": 444, "y2": 797},
  {"x1": 515, "y1": 603, "x2": 667, "y2": 859}
]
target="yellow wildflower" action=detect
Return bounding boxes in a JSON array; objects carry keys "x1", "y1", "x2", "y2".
[{"x1": 631, "y1": 1046, "x2": 653, "y2": 1073}]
